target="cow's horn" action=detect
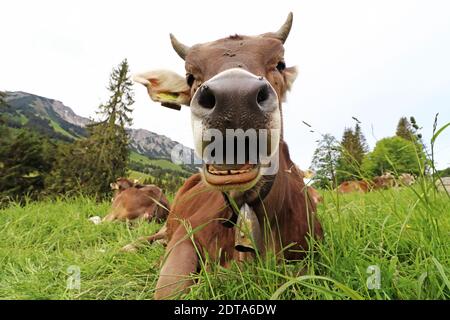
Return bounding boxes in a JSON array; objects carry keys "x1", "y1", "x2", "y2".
[
  {"x1": 274, "y1": 12, "x2": 293, "y2": 44},
  {"x1": 170, "y1": 33, "x2": 190, "y2": 60}
]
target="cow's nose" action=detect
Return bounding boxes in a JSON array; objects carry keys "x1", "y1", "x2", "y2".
[
  {"x1": 195, "y1": 85, "x2": 216, "y2": 109},
  {"x1": 191, "y1": 68, "x2": 278, "y2": 115}
]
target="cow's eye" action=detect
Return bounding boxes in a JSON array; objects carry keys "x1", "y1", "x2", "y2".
[
  {"x1": 186, "y1": 73, "x2": 195, "y2": 87},
  {"x1": 276, "y1": 61, "x2": 286, "y2": 72}
]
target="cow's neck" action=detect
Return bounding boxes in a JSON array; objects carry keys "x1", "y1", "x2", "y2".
[
  {"x1": 254, "y1": 140, "x2": 298, "y2": 222},
  {"x1": 228, "y1": 140, "x2": 294, "y2": 216}
]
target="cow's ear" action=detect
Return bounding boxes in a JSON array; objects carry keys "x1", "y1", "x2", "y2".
[
  {"x1": 110, "y1": 182, "x2": 119, "y2": 190},
  {"x1": 133, "y1": 70, "x2": 191, "y2": 110},
  {"x1": 284, "y1": 66, "x2": 298, "y2": 91}
]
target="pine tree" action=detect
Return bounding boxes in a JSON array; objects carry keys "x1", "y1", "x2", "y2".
[
  {"x1": 336, "y1": 124, "x2": 368, "y2": 183},
  {"x1": 97, "y1": 59, "x2": 134, "y2": 128},
  {"x1": 0, "y1": 91, "x2": 5, "y2": 107},
  {"x1": 396, "y1": 117, "x2": 415, "y2": 141},
  {"x1": 310, "y1": 134, "x2": 340, "y2": 189},
  {"x1": 354, "y1": 123, "x2": 368, "y2": 164},
  {"x1": 91, "y1": 59, "x2": 134, "y2": 190},
  {"x1": 0, "y1": 91, "x2": 9, "y2": 126},
  {"x1": 0, "y1": 130, "x2": 55, "y2": 204},
  {"x1": 336, "y1": 128, "x2": 356, "y2": 182},
  {"x1": 51, "y1": 59, "x2": 135, "y2": 198},
  {"x1": 0, "y1": 92, "x2": 59, "y2": 204}
]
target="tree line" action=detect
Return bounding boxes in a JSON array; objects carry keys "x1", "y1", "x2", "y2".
[
  {"x1": 310, "y1": 116, "x2": 430, "y2": 189},
  {"x1": 129, "y1": 161, "x2": 190, "y2": 195}
]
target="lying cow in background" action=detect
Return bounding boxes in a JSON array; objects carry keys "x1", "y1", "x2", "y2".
[
  {"x1": 110, "y1": 177, "x2": 139, "y2": 197},
  {"x1": 335, "y1": 172, "x2": 416, "y2": 195},
  {"x1": 287, "y1": 167, "x2": 322, "y2": 205},
  {"x1": 103, "y1": 178, "x2": 170, "y2": 223},
  {"x1": 134, "y1": 12, "x2": 323, "y2": 299},
  {"x1": 373, "y1": 172, "x2": 417, "y2": 189},
  {"x1": 373, "y1": 172, "x2": 396, "y2": 190},
  {"x1": 307, "y1": 186, "x2": 323, "y2": 204},
  {"x1": 337, "y1": 180, "x2": 370, "y2": 193},
  {"x1": 398, "y1": 173, "x2": 416, "y2": 186}
]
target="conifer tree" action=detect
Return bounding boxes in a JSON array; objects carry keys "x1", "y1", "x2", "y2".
[
  {"x1": 310, "y1": 134, "x2": 340, "y2": 188},
  {"x1": 0, "y1": 91, "x2": 9, "y2": 126},
  {"x1": 396, "y1": 117, "x2": 415, "y2": 141},
  {"x1": 354, "y1": 123, "x2": 368, "y2": 164},
  {"x1": 90, "y1": 58, "x2": 134, "y2": 190},
  {"x1": 0, "y1": 91, "x2": 6, "y2": 107},
  {"x1": 97, "y1": 59, "x2": 134, "y2": 128},
  {"x1": 51, "y1": 59, "x2": 135, "y2": 198},
  {"x1": 0, "y1": 130, "x2": 54, "y2": 204},
  {"x1": 336, "y1": 124, "x2": 368, "y2": 183}
]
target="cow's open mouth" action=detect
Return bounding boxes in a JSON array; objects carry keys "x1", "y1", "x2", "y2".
[{"x1": 203, "y1": 163, "x2": 260, "y2": 190}]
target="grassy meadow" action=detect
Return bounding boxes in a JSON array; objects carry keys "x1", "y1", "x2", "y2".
[{"x1": 0, "y1": 183, "x2": 449, "y2": 300}]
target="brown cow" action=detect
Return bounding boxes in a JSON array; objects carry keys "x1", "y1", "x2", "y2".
[
  {"x1": 373, "y1": 172, "x2": 396, "y2": 190},
  {"x1": 110, "y1": 177, "x2": 138, "y2": 196},
  {"x1": 307, "y1": 186, "x2": 323, "y2": 204},
  {"x1": 398, "y1": 173, "x2": 416, "y2": 186},
  {"x1": 103, "y1": 178, "x2": 170, "y2": 223},
  {"x1": 337, "y1": 180, "x2": 370, "y2": 193},
  {"x1": 134, "y1": 13, "x2": 323, "y2": 299}
]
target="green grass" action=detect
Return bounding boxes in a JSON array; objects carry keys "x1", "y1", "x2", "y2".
[
  {"x1": 0, "y1": 185, "x2": 448, "y2": 300},
  {"x1": 19, "y1": 114, "x2": 28, "y2": 124},
  {"x1": 0, "y1": 197, "x2": 164, "y2": 299},
  {"x1": 130, "y1": 151, "x2": 188, "y2": 173},
  {"x1": 128, "y1": 170, "x2": 154, "y2": 182},
  {"x1": 49, "y1": 119, "x2": 77, "y2": 139},
  {"x1": 183, "y1": 184, "x2": 449, "y2": 300},
  {"x1": 16, "y1": 112, "x2": 28, "y2": 125}
]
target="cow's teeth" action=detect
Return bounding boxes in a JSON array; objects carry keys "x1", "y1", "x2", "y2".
[
  {"x1": 231, "y1": 168, "x2": 252, "y2": 174},
  {"x1": 208, "y1": 169, "x2": 229, "y2": 175},
  {"x1": 208, "y1": 165, "x2": 254, "y2": 175}
]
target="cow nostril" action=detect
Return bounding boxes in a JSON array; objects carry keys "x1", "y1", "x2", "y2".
[
  {"x1": 198, "y1": 86, "x2": 216, "y2": 109},
  {"x1": 256, "y1": 85, "x2": 270, "y2": 105}
]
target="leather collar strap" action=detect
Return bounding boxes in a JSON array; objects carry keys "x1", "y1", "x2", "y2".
[{"x1": 221, "y1": 192, "x2": 239, "y2": 228}]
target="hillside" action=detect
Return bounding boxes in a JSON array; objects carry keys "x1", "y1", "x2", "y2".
[{"x1": 2, "y1": 91, "x2": 195, "y2": 175}]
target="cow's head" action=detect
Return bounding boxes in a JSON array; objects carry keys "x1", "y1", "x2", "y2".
[
  {"x1": 110, "y1": 178, "x2": 136, "y2": 191},
  {"x1": 135, "y1": 13, "x2": 297, "y2": 192}
]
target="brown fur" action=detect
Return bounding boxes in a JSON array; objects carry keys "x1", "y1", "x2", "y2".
[
  {"x1": 372, "y1": 173, "x2": 397, "y2": 190},
  {"x1": 185, "y1": 35, "x2": 298, "y2": 113},
  {"x1": 134, "y1": 14, "x2": 324, "y2": 299},
  {"x1": 307, "y1": 186, "x2": 323, "y2": 205},
  {"x1": 337, "y1": 180, "x2": 370, "y2": 193},
  {"x1": 104, "y1": 182, "x2": 170, "y2": 223},
  {"x1": 155, "y1": 142, "x2": 323, "y2": 298}
]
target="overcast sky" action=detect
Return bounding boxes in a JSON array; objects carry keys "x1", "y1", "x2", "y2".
[{"x1": 1, "y1": 0, "x2": 449, "y2": 169}]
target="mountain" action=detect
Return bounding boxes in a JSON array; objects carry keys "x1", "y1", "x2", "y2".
[
  {"x1": 2, "y1": 91, "x2": 196, "y2": 171},
  {"x1": 129, "y1": 128, "x2": 183, "y2": 159},
  {"x1": 3, "y1": 91, "x2": 87, "y2": 141}
]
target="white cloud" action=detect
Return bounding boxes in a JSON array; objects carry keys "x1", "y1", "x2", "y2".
[{"x1": 1, "y1": 0, "x2": 449, "y2": 169}]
